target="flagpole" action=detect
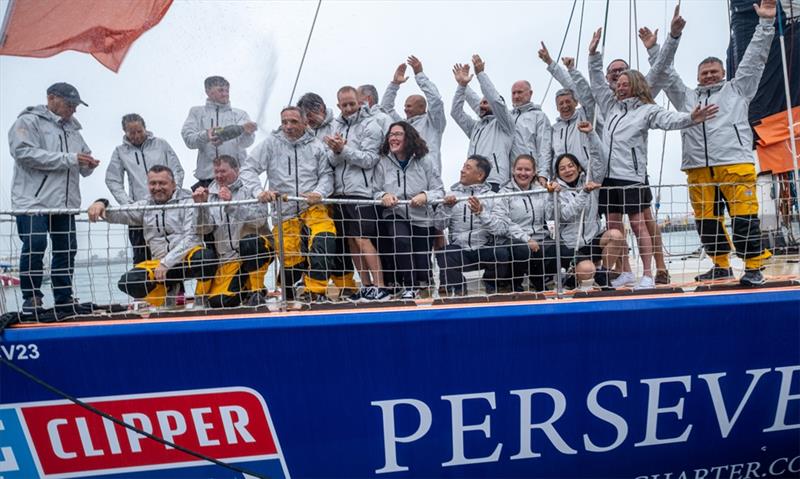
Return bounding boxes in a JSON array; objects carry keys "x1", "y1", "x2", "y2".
[
  {"x1": 0, "y1": 0, "x2": 17, "y2": 48},
  {"x1": 776, "y1": 6, "x2": 799, "y2": 202}
]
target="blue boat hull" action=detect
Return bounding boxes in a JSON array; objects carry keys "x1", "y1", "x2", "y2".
[{"x1": 1, "y1": 288, "x2": 799, "y2": 478}]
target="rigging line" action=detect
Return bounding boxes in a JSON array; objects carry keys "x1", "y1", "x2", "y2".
[
  {"x1": 601, "y1": 0, "x2": 611, "y2": 52},
  {"x1": 628, "y1": 0, "x2": 632, "y2": 65},
  {"x1": 541, "y1": 0, "x2": 579, "y2": 104},
  {"x1": 0, "y1": 357, "x2": 269, "y2": 479},
  {"x1": 575, "y1": 0, "x2": 587, "y2": 64},
  {"x1": 633, "y1": 0, "x2": 640, "y2": 70},
  {"x1": 288, "y1": 0, "x2": 322, "y2": 105},
  {"x1": 776, "y1": 5, "x2": 800, "y2": 215}
]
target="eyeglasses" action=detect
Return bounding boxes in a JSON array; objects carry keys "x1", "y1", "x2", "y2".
[{"x1": 388, "y1": 131, "x2": 405, "y2": 138}]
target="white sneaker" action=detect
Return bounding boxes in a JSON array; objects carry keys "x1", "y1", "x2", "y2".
[
  {"x1": 400, "y1": 288, "x2": 419, "y2": 300},
  {"x1": 635, "y1": 275, "x2": 655, "y2": 290},
  {"x1": 369, "y1": 287, "x2": 392, "y2": 302},
  {"x1": 611, "y1": 271, "x2": 635, "y2": 288}
]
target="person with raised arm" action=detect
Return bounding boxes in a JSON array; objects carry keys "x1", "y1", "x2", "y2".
[
  {"x1": 380, "y1": 55, "x2": 447, "y2": 174},
  {"x1": 647, "y1": 0, "x2": 777, "y2": 286},
  {"x1": 450, "y1": 55, "x2": 516, "y2": 192},
  {"x1": 588, "y1": 26, "x2": 719, "y2": 289}
]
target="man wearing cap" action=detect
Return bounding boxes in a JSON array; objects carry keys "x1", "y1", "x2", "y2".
[
  {"x1": 181, "y1": 76, "x2": 258, "y2": 190},
  {"x1": 9, "y1": 82, "x2": 99, "y2": 313}
]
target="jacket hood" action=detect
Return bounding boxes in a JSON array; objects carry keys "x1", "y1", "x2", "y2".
[
  {"x1": 18, "y1": 104, "x2": 82, "y2": 129},
  {"x1": 205, "y1": 99, "x2": 232, "y2": 110},
  {"x1": 336, "y1": 104, "x2": 373, "y2": 127},
  {"x1": 208, "y1": 177, "x2": 244, "y2": 195},
  {"x1": 271, "y1": 128, "x2": 316, "y2": 146},
  {"x1": 122, "y1": 131, "x2": 155, "y2": 148},
  {"x1": 513, "y1": 102, "x2": 543, "y2": 113},
  {"x1": 696, "y1": 81, "x2": 725, "y2": 95},
  {"x1": 555, "y1": 109, "x2": 581, "y2": 124},
  {"x1": 450, "y1": 181, "x2": 492, "y2": 194}
]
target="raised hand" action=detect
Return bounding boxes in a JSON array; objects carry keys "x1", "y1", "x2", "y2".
[
  {"x1": 670, "y1": 4, "x2": 686, "y2": 38},
  {"x1": 538, "y1": 42, "x2": 553, "y2": 65},
  {"x1": 589, "y1": 27, "x2": 602, "y2": 55},
  {"x1": 691, "y1": 104, "x2": 720, "y2": 123},
  {"x1": 562, "y1": 57, "x2": 575, "y2": 70},
  {"x1": 472, "y1": 54, "x2": 485, "y2": 74},
  {"x1": 638, "y1": 27, "x2": 659, "y2": 49},
  {"x1": 452, "y1": 63, "x2": 473, "y2": 86},
  {"x1": 393, "y1": 63, "x2": 408, "y2": 85},
  {"x1": 407, "y1": 55, "x2": 423, "y2": 74},
  {"x1": 754, "y1": 0, "x2": 776, "y2": 19}
]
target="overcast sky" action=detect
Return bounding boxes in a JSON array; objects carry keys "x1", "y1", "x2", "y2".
[{"x1": 0, "y1": 0, "x2": 733, "y2": 216}]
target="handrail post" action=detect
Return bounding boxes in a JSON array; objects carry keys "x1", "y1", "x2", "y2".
[
  {"x1": 275, "y1": 197, "x2": 288, "y2": 312},
  {"x1": 553, "y1": 189, "x2": 563, "y2": 299}
]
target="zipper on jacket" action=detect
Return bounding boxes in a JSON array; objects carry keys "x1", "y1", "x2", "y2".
[
  {"x1": 225, "y1": 212, "x2": 235, "y2": 252},
  {"x1": 34, "y1": 175, "x2": 48, "y2": 197},
  {"x1": 701, "y1": 91, "x2": 711, "y2": 167},
  {"x1": 293, "y1": 146, "x2": 300, "y2": 216},
  {"x1": 134, "y1": 152, "x2": 140, "y2": 165},
  {"x1": 471, "y1": 125, "x2": 486, "y2": 154},
  {"x1": 162, "y1": 211, "x2": 170, "y2": 250},
  {"x1": 467, "y1": 188, "x2": 474, "y2": 247},
  {"x1": 605, "y1": 109, "x2": 628, "y2": 175},
  {"x1": 631, "y1": 148, "x2": 639, "y2": 174},
  {"x1": 139, "y1": 148, "x2": 148, "y2": 171},
  {"x1": 60, "y1": 125, "x2": 70, "y2": 207},
  {"x1": 492, "y1": 153, "x2": 499, "y2": 175},
  {"x1": 361, "y1": 168, "x2": 369, "y2": 188},
  {"x1": 733, "y1": 124, "x2": 743, "y2": 146}
]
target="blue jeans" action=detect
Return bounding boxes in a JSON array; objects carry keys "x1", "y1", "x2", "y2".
[{"x1": 16, "y1": 214, "x2": 77, "y2": 303}]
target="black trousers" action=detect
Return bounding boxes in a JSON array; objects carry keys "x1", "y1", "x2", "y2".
[
  {"x1": 379, "y1": 216, "x2": 435, "y2": 288},
  {"x1": 118, "y1": 247, "x2": 218, "y2": 300},
  {"x1": 435, "y1": 244, "x2": 511, "y2": 293}
]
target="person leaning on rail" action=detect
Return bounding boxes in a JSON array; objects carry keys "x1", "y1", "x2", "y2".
[
  {"x1": 551, "y1": 122, "x2": 627, "y2": 290},
  {"x1": 373, "y1": 121, "x2": 445, "y2": 300},
  {"x1": 240, "y1": 106, "x2": 338, "y2": 303},
  {"x1": 88, "y1": 165, "x2": 217, "y2": 307},
  {"x1": 450, "y1": 55, "x2": 516, "y2": 192},
  {"x1": 9, "y1": 82, "x2": 99, "y2": 314},
  {"x1": 105, "y1": 113, "x2": 185, "y2": 264},
  {"x1": 645, "y1": 0, "x2": 777, "y2": 286},
  {"x1": 587, "y1": 26, "x2": 719, "y2": 290},
  {"x1": 192, "y1": 155, "x2": 274, "y2": 308},
  {"x1": 494, "y1": 154, "x2": 554, "y2": 292},
  {"x1": 434, "y1": 155, "x2": 511, "y2": 296},
  {"x1": 324, "y1": 86, "x2": 391, "y2": 302},
  {"x1": 180, "y1": 75, "x2": 257, "y2": 191}
]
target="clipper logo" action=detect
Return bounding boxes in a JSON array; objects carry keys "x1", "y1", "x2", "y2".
[{"x1": 0, "y1": 387, "x2": 290, "y2": 478}]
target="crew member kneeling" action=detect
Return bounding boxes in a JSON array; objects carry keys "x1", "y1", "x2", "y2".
[
  {"x1": 193, "y1": 155, "x2": 274, "y2": 308},
  {"x1": 88, "y1": 165, "x2": 216, "y2": 306}
]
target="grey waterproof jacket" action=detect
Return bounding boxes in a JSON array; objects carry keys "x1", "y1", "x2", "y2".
[
  {"x1": 495, "y1": 180, "x2": 552, "y2": 244},
  {"x1": 104, "y1": 189, "x2": 201, "y2": 268},
  {"x1": 372, "y1": 153, "x2": 445, "y2": 227},
  {"x1": 555, "y1": 130, "x2": 609, "y2": 250},
  {"x1": 310, "y1": 108, "x2": 336, "y2": 139},
  {"x1": 181, "y1": 100, "x2": 255, "y2": 181},
  {"x1": 451, "y1": 72, "x2": 515, "y2": 186},
  {"x1": 241, "y1": 129, "x2": 334, "y2": 223},
  {"x1": 434, "y1": 182, "x2": 507, "y2": 250},
  {"x1": 511, "y1": 103, "x2": 554, "y2": 180},
  {"x1": 330, "y1": 105, "x2": 383, "y2": 198},
  {"x1": 369, "y1": 104, "x2": 393, "y2": 134},
  {"x1": 9, "y1": 105, "x2": 93, "y2": 210},
  {"x1": 551, "y1": 109, "x2": 595, "y2": 176},
  {"x1": 106, "y1": 133, "x2": 185, "y2": 204},
  {"x1": 589, "y1": 52, "x2": 695, "y2": 183},
  {"x1": 196, "y1": 178, "x2": 268, "y2": 262},
  {"x1": 648, "y1": 17, "x2": 774, "y2": 170},
  {"x1": 381, "y1": 72, "x2": 447, "y2": 173}
]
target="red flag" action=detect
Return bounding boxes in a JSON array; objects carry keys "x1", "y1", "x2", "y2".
[{"x1": 0, "y1": 0, "x2": 173, "y2": 72}]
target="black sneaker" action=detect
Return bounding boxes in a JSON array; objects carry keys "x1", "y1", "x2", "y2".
[
  {"x1": 740, "y1": 269, "x2": 766, "y2": 286},
  {"x1": 22, "y1": 297, "x2": 43, "y2": 313},
  {"x1": 695, "y1": 267, "x2": 734, "y2": 282},
  {"x1": 594, "y1": 267, "x2": 611, "y2": 287},
  {"x1": 348, "y1": 287, "x2": 370, "y2": 302},
  {"x1": 368, "y1": 287, "x2": 392, "y2": 302}
]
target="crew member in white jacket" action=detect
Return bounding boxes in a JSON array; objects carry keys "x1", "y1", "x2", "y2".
[
  {"x1": 646, "y1": 0, "x2": 777, "y2": 286},
  {"x1": 588, "y1": 27, "x2": 718, "y2": 289},
  {"x1": 106, "y1": 113, "x2": 185, "y2": 264},
  {"x1": 181, "y1": 76, "x2": 257, "y2": 190}
]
